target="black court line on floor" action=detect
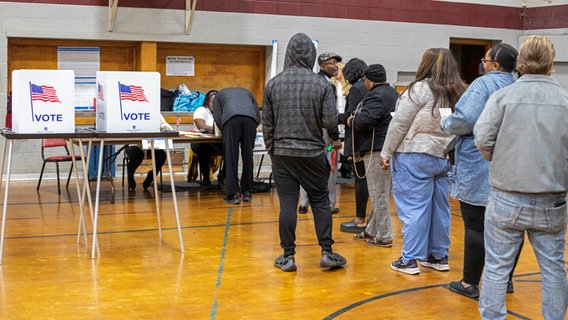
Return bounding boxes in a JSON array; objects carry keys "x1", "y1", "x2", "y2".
[{"x1": 323, "y1": 280, "x2": 538, "y2": 320}]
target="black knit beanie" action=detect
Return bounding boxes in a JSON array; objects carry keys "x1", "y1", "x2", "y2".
[
  {"x1": 342, "y1": 58, "x2": 368, "y2": 84},
  {"x1": 491, "y1": 43, "x2": 518, "y2": 73},
  {"x1": 364, "y1": 64, "x2": 387, "y2": 83}
]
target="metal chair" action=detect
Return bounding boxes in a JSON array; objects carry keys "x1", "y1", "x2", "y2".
[{"x1": 37, "y1": 138, "x2": 81, "y2": 194}]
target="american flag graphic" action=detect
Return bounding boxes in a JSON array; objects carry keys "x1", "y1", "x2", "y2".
[
  {"x1": 97, "y1": 83, "x2": 104, "y2": 101},
  {"x1": 119, "y1": 83, "x2": 148, "y2": 102},
  {"x1": 30, "y1": 84, "x2": 61, "y2": 103}
]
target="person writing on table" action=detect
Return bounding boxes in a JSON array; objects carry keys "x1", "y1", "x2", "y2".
[
  {"x1": 125, "y1": 114, "x2": 172, "y2": 192},
  {"x1": 212, "y1": 87, "x2": 260, "y2": 204},
  {"x1": 191, "y1": 90, "x2": 224, "y2": 187}
]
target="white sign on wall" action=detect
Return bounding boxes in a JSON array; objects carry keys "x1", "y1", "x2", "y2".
[{"x1": 166, "y1": 56, "x2": 195, "y2": 76}]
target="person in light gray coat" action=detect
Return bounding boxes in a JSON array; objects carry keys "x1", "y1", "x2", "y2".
[{"x1": 475, "y1": 35, "x2": 568, "y2": 320}]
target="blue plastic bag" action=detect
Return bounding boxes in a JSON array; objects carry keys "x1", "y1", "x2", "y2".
[{"x1": 172, "y1": 91, "x2": 206, "y2": 112}]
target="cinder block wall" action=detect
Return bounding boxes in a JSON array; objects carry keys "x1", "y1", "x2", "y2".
[{"x1": 0, "y1": 2, "x2": 565, "y2": 179}]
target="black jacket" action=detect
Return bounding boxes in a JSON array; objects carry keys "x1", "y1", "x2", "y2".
[
  {"x1": 339, "y1": 80, "x2": 366, "y2": 157},
  {"x1": 212, "y1": 87, "x2": 260, "y2": 129},
  {"x1": 352, "y1": 83, "x2": 398, "y2": 157}
]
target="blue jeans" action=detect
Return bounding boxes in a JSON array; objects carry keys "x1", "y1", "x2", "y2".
[
  {"x1": 479, "y1": 189, "x2": 568, "y2": 320},
  {"x1": 391, "y1": 152, "x2": 452, "y2": 262}
]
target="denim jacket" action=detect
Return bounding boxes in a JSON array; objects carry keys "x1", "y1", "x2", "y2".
[{"x1": 441, "y1": 70, "x2": 514, "y2": 206}]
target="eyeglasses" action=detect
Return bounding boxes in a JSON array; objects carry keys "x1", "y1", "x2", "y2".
[{"x1": 481, "y1": 58, "x2": 494, "y2": 63}]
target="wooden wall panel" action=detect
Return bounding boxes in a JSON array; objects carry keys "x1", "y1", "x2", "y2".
[
  {"x1": 156, "y1": 43, "x2": 265, "y2": 103},
  {"x1": 8, "y1": 38, "x2": 137, "y2": 92},
  {"x1": 8, "y1": 38, "x2": 266, "y2": 104}
]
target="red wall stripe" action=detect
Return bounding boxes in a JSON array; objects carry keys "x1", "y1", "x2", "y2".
[{"x1": 1, "y1": 0, "x2": 567, "y2": 30}]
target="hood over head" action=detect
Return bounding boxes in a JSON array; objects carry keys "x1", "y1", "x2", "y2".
[{"x1": 284, "y1": 33, "x2": 317, "y2": 70}]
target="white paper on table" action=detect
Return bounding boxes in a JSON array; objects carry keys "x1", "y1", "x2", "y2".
[
  {"x1": 439, "y1": 108, "x2": 452, "y2": 118},
  {"x1": 141, "y1": 138, "x2": 173, "y2": 150}
]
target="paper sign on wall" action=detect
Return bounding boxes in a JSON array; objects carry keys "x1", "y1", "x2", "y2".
[{"x1": 11, "y1": 70, "x2": 76, "y2": 133}]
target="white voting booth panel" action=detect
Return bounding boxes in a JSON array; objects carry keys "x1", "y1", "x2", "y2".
[
  {"x1": 96, "y1": 71, "x2": 161, "y2": 133},
  {"x1": 11, "y1": 70, "x2": 75, "y2": 133}
]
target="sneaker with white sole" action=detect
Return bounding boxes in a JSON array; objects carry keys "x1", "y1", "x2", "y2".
[
  {"x1": 420, "y1": 255, "x2": 449, "y2": 271},
  {"x1": 391, "y1": 257, "x2": 420, "y2": 275}
]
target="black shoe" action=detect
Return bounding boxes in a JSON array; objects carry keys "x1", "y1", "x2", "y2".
[
  {"x1": 298, "y1": 206, "x2": 308, "y2": 214},
  {"x1": 223, "y1": 194, "x2": 240, "y2": 205},
  {"x1": 331, "y1": 208, "x2": 340, "y2": 214},
  {"x1": 242, "y1": 191, "x2": 252, "y2": 202},
  {"x1": 142, "y1": 171, "x2": 153, "y2": 190},
  {"x1": 340, "y1": 219, "x2": 366, "y2": 233},
  {"x1": 507, "y1": 280, "x2": 514, "y2": 293},
  {"x1": 274, "y1": 254, "x2": 297, "y2": 272},
  {"x1": 128, "y1": 175, "x2": 136, "y2": 192},
  {"x1": 320, "y1": 251, "x2": 347, "y2": 269},
  {"x1": 449, "y1": 280, "x2": 479, "y2": 298}
]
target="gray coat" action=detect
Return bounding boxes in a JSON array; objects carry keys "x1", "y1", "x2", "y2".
[
  {"x1": 474, "y1": 74, "x2": 568, "y2": 194},
  {"x1": 262, "y1": 33, "x2": 338, "y2": 157}
]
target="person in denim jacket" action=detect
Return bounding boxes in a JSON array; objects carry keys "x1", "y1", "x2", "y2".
[
  {"x1": 474, "y1": 35, "x2": 568, "y2": 320},
  {"x1": 441, "y1": 43, "x2": 521, "y2": 298}
]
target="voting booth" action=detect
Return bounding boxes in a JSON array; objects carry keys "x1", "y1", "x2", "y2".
[
  {"x1": 96, "y1": 71, "x2": 161, "y2": 133},
  {"x1": 11, "y1": 70, "x2": 75, "y2": 133}
]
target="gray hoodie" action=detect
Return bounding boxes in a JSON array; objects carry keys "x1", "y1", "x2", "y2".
[{"x1": 262, "y1": 33, "x2": 338, "y2": 157}]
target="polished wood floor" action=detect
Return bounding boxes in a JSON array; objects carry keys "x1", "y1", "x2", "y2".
[{"x1": 0, "y1": 177, "x2": 558, "y2": 319}]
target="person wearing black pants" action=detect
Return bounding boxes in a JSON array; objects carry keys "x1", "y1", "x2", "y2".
[
  {"x1": 336, "y1": 58, "x2": 370, "y2": 233},
  {"x1": 212, "y1": 87, "x2": 260, "y2": 204},
  {"x1": 459, "y1": 202, "x2": 523, "y2": 296},
  {"x1": 272, "y1": 154, "x2": 334, "y2": 257},
  {"x1": 222, "y1": 115, "x2": 257, "y2": 203},
  {"x1": 125, "y1": 115, "x2": 172, "y2": 192},
  {"x1": 125, "y1": 147, "x2": 167, "y2": 192}
]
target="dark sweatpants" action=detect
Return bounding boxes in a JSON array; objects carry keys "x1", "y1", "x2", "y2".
[
  {"x1": 271, "y1": 153, "x2": 334, "y2": 257},
  {"x1": 222, "y1": 115, "x2": 257, "y2": 197}
]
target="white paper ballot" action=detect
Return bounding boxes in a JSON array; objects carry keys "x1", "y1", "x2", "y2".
[
  {"x1": 440, "y1": 108, "x2": 452, "y2": 118},
  {"x1": 141, "y1": 138, "x2": 173, "y2": 150}
]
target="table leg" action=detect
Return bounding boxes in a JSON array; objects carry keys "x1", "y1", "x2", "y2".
[
  {"x1": 165, "y1": 141, "x2": 184, "y2": 254},
  {"x1": 91, "y1": 139, "x2": 105, "y2": 259},
  {"x1": 149, "y1": 140, "x2": 162, "y2": 238},
  {"x1": 0, "y1": 140, "x2": 13, "y2": 265}
]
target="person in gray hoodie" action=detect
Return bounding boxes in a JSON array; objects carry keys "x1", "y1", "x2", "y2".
[{"x1": 263, "y1": 33, "x2": 347, "y2": 272}]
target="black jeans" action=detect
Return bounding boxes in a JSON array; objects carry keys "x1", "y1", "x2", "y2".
[
  {"x1": 125, "y1": 146, "x2": 166, "y2": 182},
  {"x1": 460, "y1": 201, "x2": 523, "y2": 285},
  {"x1": 272, "y1": 153, "x2": 334, "y2": 257},
  {"x1": 353, "y1": 160, "x2": 369, "y2": 220},
  {"x1": 221, "y1": 116, "x2": 257, "y2": 197}
]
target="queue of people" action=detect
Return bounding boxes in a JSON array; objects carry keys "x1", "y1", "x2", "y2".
[
  {"x1": 125, "y1": 32, "x2": 567, "y2": 320},
  {"x1": 263, "y1": 33, "x2": 566, "y2": 320}
]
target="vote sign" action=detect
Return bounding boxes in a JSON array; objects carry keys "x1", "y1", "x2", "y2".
[
  {"x1": 11, "y1": 70, "x2": 75, "y2": 133},
  {"x1": 96, "y1": 71, "x2": 160, "y2": 133}
]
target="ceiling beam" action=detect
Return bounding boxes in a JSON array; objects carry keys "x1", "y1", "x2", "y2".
[
  {"x1": 109, "y1": 0, "x2": 119, "y2": 32},
  {"x1": 185, "y1": 0, "x2": 198, "y2": 35}
]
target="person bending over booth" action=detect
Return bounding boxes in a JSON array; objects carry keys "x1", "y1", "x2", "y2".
[
  {"x1": 213, "y1": 87, "x2": 260, "y2": 204},
  {"x1": 125, "y1": 114, "x2": 173, "y2": 192}
]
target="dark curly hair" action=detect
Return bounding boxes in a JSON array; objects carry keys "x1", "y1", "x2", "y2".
[{"x1": 342, "y1": 58, "x2": 367, "y2": 85}]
